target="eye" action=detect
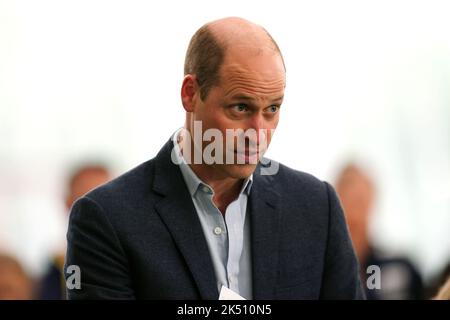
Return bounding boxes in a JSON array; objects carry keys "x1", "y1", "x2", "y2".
[
  {"x1": 232, "y1": 104, "x2": 249, "y2": 112},
  {"x1": 267, "y1": 105, "x2": 279, "y2": 113}
]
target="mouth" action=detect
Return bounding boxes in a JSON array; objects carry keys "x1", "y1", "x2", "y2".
[{"x1": 233, "y1": 148, "x2": 260, "y2": 164}]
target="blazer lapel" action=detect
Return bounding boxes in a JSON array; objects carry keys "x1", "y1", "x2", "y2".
[
  {"x1": 152, "y1": 140, "x2": 218, "y2": 299},
  {"x1": 249, "y1": 165, "x2": 281, "y2": 299}
]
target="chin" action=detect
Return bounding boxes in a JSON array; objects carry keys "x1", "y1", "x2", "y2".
[{"x1": 223, "y1": 163, "x2": 257, "y2": 179}]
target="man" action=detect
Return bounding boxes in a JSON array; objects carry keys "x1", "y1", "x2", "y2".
[
  {"x1": 40, "y1": 163, "x2": 111, "y2": 299},
  {"x1": 65, "y1": 17, "x2": 364, "y2": 299},
  {"x1": 335, "y1": 163, "x2": 423, "y2": 299}
]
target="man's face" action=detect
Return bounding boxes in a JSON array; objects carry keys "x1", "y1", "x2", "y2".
[{"x1": 191, "y1": 47, "x2": 286, "y2": 179}]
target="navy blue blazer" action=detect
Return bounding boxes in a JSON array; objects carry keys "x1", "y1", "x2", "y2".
[{"x1": 65, "y1": 139, "x2": 365, "y2": 299}]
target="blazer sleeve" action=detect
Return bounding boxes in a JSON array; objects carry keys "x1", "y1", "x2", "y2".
[
  {"x1": 65, "y1": 196, "x2": 135, "y2": 299},
  {"x1": 319, "y1": 182, "x2": 366, "y2": 299}
]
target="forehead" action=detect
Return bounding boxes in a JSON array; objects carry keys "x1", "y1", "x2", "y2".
[{"x1": 218, "y1": 46, "x2": 286, "y2": 98}]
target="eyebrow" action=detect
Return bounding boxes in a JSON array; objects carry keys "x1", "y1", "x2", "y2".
[{"x1": 230, "y1": 94, "x2": 284, "y2": 103}]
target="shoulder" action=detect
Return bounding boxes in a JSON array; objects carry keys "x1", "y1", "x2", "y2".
[
  {"x1": 68, "y1": 157, "x2": 163, "y2": 246},
  {"x1": 256, "y1": 158, "x2": 332, "y2": 203},
  {"x1": 278, "y1": 161, "x2": 326, "y2": 189},
  {"x1": 78, "y1": 158, "x2": 157, "y2": 213},
  {"x1": 252, "y1": 159, "x2": 341, "y2": 233}
]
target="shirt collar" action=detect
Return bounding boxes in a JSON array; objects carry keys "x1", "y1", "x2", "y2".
[{"x1": 172, "y1": 128, "x2": 253, "y2": 197}]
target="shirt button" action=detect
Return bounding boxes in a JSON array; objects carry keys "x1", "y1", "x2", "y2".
[
  {"x1": 214, "y1": 227, "x2": 222, "y2": 235},
  {"x1": 201, "y1": 186, "x2": 210, "y2": 193}
]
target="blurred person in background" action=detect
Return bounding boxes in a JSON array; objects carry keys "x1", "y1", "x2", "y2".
[
  {"x1": 38, "y1": 163, "x2": 111, "y2": 300},
  {"x1": 0, "y1": 253, "x2": 33, "y2": 300},
  {"x1": 433, "y1": 276, "x2": 450, "y2": 300},
  {"x1": 426, "y1": 261, "x2": 450, "y2": 299},
  {"x1": 335, "y1": 163, "x2": 424, "y2": 299}
]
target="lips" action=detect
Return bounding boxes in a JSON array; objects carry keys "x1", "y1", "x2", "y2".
[{"x1": 233, "y1": 149, "x2": 261, "y2": 166}]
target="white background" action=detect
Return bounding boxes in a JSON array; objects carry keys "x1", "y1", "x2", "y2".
[{"x1": 0, "y1": 0, "x2": 449, "y2": 282}]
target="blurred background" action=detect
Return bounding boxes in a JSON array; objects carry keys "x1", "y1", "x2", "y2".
[{"x1": 0, "y1": 0, "x2": 449, "y2": 299}]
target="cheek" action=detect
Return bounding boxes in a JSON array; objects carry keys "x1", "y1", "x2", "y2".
[
  {"x1": 194, "y1": 102, "x2": 224, "y2": 126},
  {"x1": 263, "y1": 119, "x2": 279, "y2": 144},
  {"x1": 268, "y1": 114, "x2": 280, "y2": 131},
  {"x1": 205, "y1": 109, "x2": 238, "y2": 133}
]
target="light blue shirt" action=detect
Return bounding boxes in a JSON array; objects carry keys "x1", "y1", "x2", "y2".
[{"x1": 172, "y1": 129, "x2": 253, "y2": 299}]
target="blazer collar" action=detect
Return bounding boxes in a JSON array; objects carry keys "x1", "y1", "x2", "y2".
[
  {"x1": 152, "y1": 139, "x2": 218, "y2": 299},
  {"x1": 249, "y1": 163, "x2": 281, "y2": 300}
]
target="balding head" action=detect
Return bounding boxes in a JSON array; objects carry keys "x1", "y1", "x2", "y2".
[
  {"x1": 184, "y1": 17, "x2": 284, "y2": 100},
  {"x1": 208, "y1": 17, "x2": 281, "y2": 52}
]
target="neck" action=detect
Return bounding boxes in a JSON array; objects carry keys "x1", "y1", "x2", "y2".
[
  {"x1": 191, "y1": 162, "x2": 244, "y2": 215},
  {"x1": 179, "y1": 128, "x2": 245, "y2": 214}
]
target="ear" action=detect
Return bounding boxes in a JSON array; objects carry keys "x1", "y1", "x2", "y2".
[{"x1": 181, "y1": 74, "x2": 199, "y2": 112}]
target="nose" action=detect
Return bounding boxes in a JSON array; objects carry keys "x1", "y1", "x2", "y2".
[
  {"x1": 249, "y1": 113, "x2": 264, "y2": 131},
  {"x1": 247, "y1": 113, "x2": 266, "y2": 146}
]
